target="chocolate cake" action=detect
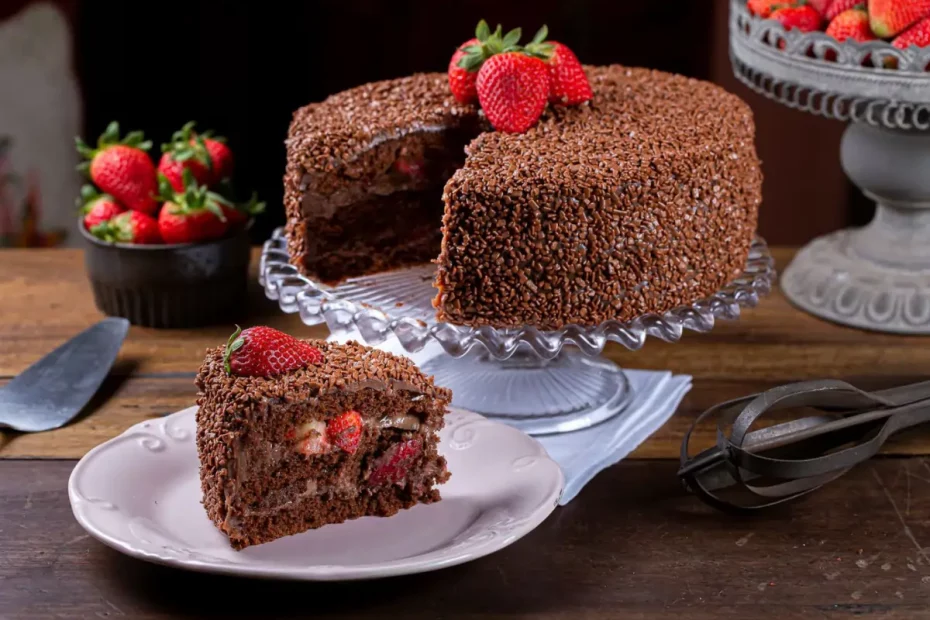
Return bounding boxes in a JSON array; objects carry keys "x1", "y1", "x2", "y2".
[
  {"x1": 195, "y1": 339, "x2": 452, "y2": 550},
  {"x1": 284, "y1": 65, "x2": 763, "y2": 330}
]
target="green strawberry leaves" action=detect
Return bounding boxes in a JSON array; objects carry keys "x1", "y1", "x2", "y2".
[
  {"x1": 523, "y1": 25, "x2": 555, "y2": 60},
  {"x1": 457, "y1": 19, "x2": 532, "y2": 72},
  {"x1": 457, "y1": 20, "x2": 555, "y2": 72},
  {"x1": 74, "y1": 121, "x2": 152, "y2": 176},
  {"x1": 223, "y1": 325, "x2": 246, "y2": 375},
  {"x1": 161, "y1": 121, "x2": 215, "y2": 170},
  {"x1": 74, "y1": 184, "x2": 114, "y2": 214}
]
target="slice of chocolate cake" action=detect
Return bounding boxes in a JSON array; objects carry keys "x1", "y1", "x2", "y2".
[{"x1": 194, "y1": 326, "x2": 452, "y2": 550}]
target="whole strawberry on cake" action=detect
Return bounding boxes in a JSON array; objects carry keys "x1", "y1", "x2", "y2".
[
  {"x1": 195, "y1": 325, "x2": 452, "y2": 550},
  {"x1": 284, "y1": 20, "x2": 763, "y2": 330}
]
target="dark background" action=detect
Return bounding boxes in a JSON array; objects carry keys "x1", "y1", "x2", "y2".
[{"x1": 20, "y1": 0, "x2": 869, "y2": 246}]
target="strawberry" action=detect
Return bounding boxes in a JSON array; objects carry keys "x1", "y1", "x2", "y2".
[
  {"x1": 770, "y1": 4, "x2": 824, "y2": 32},
  {"x1": 159, "y1": 121, "x2": 234, "y2": 190},
  {"x1": 826, "y1": 0, "x2": 864, "y2": 20},
  {"x1": 893, "y1": 14, "x2": 930, "y2": 47},
  {"x1": 523, "y1": 27, "x2": 592, "y2": 106},
  {"x1": 827, "y1": 7, "x2": 877, "y2": 42},
  {"x1": 476, "y1": 51, "x2": 550, "y2": 133},
  {"x1": 368, "y1": 439, "x2": 422, "y2": 486},
  {"x1": 870, "y1": 0, "x2": 930, "y2": 38},
  {"x1": 447, "y1": 20, "x2": 524, "y2": 104},
  {"x1": 223, "y1": 325, "x2": 324, "y2": 377},
  {"x1": 89, "y1": 210, "x2": 161, "y2": 245},
  {"x1": 809, "y1": 0, "x2": 833, "y2": 15},
  {"x1": 327, "y1": 410, "x2": 363, "y2": 454},
  {"x1": 156, "y1": 169, "x2": 231, "y2": 244},
  {"x1": 75, "y1": 121, "x2": 158, "y2": 215},
  {"x1": 748, "y1": 0, "x2": 798, "y2": 17},
  {"x1": 77, "y1": 184, "x2": 125, "y2": 231},
  {"x1": 448, "y1": 37, "x2": 481, "y2": 104}
]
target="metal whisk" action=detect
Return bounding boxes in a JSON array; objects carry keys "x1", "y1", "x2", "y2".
[{"x1": 678, "y1": 379, "x2": 930, "y2": 513}]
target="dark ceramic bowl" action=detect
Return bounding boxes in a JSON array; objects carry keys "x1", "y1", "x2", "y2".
[{"x1": 79, "y1": 221, "x2": 253, "y2": 329}]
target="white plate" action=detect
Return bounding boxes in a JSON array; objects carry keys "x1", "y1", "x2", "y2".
[{"x1": 68, "y1": 406, "x2": 564, "y2": 581}]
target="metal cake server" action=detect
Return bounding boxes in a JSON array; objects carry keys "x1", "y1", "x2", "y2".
[
  {"x1": 0, "y1": 318, "x2": 130, "y2": 432},
  {"x1": 678, "y1": 378, "x2": 930, "y2": 513}
]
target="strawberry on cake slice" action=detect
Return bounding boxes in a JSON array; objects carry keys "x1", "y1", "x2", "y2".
[{"x1": 194, "y1": 326, "x2": 452, "y2": 550}]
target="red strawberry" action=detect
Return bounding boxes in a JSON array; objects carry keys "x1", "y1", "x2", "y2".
[
  {"x1": 809, "y1": 0, "x2": 833, "y2": 14},
  {"x1": 524, "y1": 27, "x2": 592, "y2": 106},
  {"x1": 203, "y1": 137, "x2": 234, "y2": 184},
  {"x1": 89, "y1": 210, "x2": 161, "y2": 245},
  {"x1": 223, "y1": 325, "x2": 324, "y2": 377},
  {"x1": 770, "y1": 4, "x2": 824, "y2": 31},
  {"x1": 447, "y1": 20, "x2": 524, "y2": 104},
  {"x1": 893, "y1": 14, "x2": 930, "y2": 47},
  {"x1": 870, "y1": 0, "x2": 930, "y2": 38},
  {"x1": 213, "y1": 186, "x2": 265, "y2": 230},
  {"x1": 159, "y1": 121, "x2": 234, "y2": 189},
  {"x1": 449, "y1": 37, "x2": 481, "y2": 104},
  {"x1": 748, "y1": 0, "x2": 798, "y2": 17},
  {"x1": 368, "y1": 439, "x2": 422, "y2": 486},
  {"x1": 476, "y1": 51, "x2": 550, "y2": 133},
  {"x1": 827, "y1": 8, "x2": 877, "y2": 42},
  {"x1": 327, "y1": 410, "x2": 364, "y2": 454},
  {"x1": 77, "y1": 184, "x2": 125, "y2": 231},
  {"x1": 156, "y1": 169, "x2": 231, "y2": 244},
  {"x1": 826, "y1": 0, "x2": 864, "y2": 20},
  {"x1": 75, "y1": 121, "x2": 158, "y2": 215}
]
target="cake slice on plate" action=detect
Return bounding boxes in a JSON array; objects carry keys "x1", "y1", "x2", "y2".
[{"x1": 194, "y1": 325, "x2": 452, "y2": 550}]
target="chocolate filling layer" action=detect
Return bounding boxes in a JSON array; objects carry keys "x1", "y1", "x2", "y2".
[{"x1": 297, "y1": 126, "x2": 480, "y2": 284}]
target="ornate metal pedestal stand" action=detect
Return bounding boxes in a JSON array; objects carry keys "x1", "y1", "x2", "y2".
[{"x1": 731, "y1": 0, "x2": 930, "y2": 333}]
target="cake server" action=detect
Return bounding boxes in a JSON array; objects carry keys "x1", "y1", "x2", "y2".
[
  {"x1": 678, "y1": 378, "x2": 930, "y2": 513},
  {"x1": 0, "y1": 317, "x2": 129, "y2": 433}
]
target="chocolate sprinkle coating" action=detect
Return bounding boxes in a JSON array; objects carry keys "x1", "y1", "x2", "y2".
[{"x1": 284, "y1": 64, "x2": 763, "y2": 330}]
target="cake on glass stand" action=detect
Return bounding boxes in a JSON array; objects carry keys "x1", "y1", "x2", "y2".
[
  {"x1": 730, "y1": 0, "x2": 930, "y2": 333},
  {"x1": 259, "y1": 231, "x2": 774, "y2": 435}
]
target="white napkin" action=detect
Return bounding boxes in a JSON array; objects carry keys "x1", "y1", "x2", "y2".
[{"x1": 326, "y1": 329, "x2": 692, "y2": 505}]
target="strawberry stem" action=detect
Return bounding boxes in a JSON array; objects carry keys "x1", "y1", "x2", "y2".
[
  {"x1": 160, "y1": 121, "x2": 219, "y2": 170},
  {"x1": 457, "y1": 19, "x2": 527, "y2": 72},
  {"x1": 74, "y1": 121, "x2": 152, "y2": 176},
  {"x1": 223, "y1": 325, "x2": 245, "y2": 374},
  {"x1": 156, "y1": 168, "x2": 229, "y2": 223}
]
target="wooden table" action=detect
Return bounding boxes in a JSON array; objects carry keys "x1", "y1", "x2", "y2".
[{"x1": 3, "y1": 248, "x2": 930, "y2": 618}]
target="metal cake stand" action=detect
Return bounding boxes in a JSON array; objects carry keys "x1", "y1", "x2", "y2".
[
  {"x1": 731, "y1": 0, "x2": 930, "y2": 333},
  {"x1": 259, "y1": 228, "x2": 774, "y2": 436}
]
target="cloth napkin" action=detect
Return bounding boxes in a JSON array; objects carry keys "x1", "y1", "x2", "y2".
[{"x1": 326, "y1": 329, "x2": 692, "y2": 505}]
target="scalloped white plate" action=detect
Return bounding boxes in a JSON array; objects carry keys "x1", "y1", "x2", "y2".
[{"x1": 68, "y1": 406, "x2": 564, "y2": 581}]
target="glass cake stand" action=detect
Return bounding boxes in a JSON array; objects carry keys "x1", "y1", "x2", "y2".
[
  {"x1": 730, "y1": 0, "x2": 930, "y2": 333},
  {"x1": 259, "y1": 227, "x2": 775, "y2": 435}
]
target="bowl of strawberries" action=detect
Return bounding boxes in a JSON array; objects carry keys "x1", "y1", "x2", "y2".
[{"x1": 76, "y1": 121, "x2": 264, "y2": 329}]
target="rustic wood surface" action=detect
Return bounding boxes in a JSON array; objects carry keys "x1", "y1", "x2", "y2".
[
  {"x1": 4, "y1": 459, "x2": 930, "y2": 618},
  {"x1": 3, "y1": 247, "x2": 930, "y2": 618},
  {"x1": 3, "y1": 248, "x2": 930, "y2": 459}
]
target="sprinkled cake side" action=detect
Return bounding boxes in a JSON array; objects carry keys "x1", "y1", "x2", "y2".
[{"x1": 433, "y1": 65, "x2": 763, "y2": 329}]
